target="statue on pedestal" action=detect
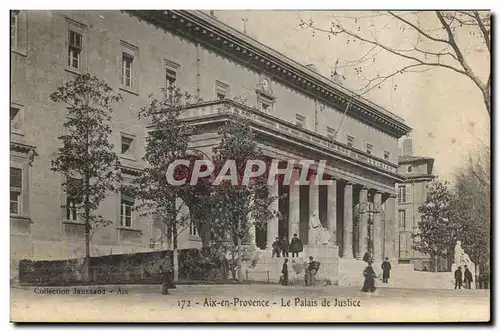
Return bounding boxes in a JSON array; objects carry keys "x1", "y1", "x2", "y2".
[
  {"x1": 454, "y1": 241, "x2": 472, "y2": 266},
  {"x1": 309, "y1": 214, "x2": 331, "y2": 246}
]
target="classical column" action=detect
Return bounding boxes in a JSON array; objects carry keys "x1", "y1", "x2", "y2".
[
  {"x1": 342, "y1": 182, "x2": 353, "y2": 258},
  {"x1": 373, "y1": 191, "x2": 383, "y2": 261},
  {"x1": 357, "y1": 187, "x2": 368, "y2": 259},
  {"x1": 308, "y1": 183, "x2": 319, "y2": 245},
  {"x1": 266, "y1": 183, "x2": 279, "y2": 248},
  {"x1": 288, "y1": 177, "x2": 300, "y2": 240},
  {"x1": 326, "y1": 179, "x2": 337, "y2": 245},
  {"x1": 384, "y1": 194, "x2": 397, "y2": 261}
]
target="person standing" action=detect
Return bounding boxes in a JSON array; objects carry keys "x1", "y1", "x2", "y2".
[
  {"x1": 361, "y1": 262, "x2": 376, "y2": 292},
  {"x1": 289, "y1": 233, "x2": 303, "y2": 258},
  {"x1": 281, "y1": 236, "x2": 289, "y2": 257},
  {"x1": 454, "y1": 266, "x2": 463, "y2": 290},
  {"x1": 281, "y1": 258, "x2": 289, "y2": 286},
  {"x1": 381, "y1": 257, "x2": 391, "y2": 283},
  {"x1": 159, "y1": 252, "x2": 174, "y2": 295},
  {"x1": 305, "y1": 256, "x2": 320, "y2": 286},
  {"x1": 464, "y1": 266, "x2": 473, "y2": 289},
  {"x1": 272, "y1": 237, "x2": 281, "y2": 258}
]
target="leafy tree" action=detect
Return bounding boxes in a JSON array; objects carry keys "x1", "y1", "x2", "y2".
[
  {"x1": 452, "y1": 148, "x2": 490, "y2": 275},
  {"x1": 50, "y1": 74, "x2": 122, "y2": 281},
  {"x1": 299, "y1": 11, "x2": 491, "y2": 116},
  {"x1": 210, "y1": 114, "x2": 277, "y2": 282},
  {"x1": 412, "y1": 180, "x2": 459, "y2": 272},
  {"x1": 132, "y1": 86, "x2": 208, "y2": 280}
]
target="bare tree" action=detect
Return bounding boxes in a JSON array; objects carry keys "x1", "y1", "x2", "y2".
[{"x1": 299, "y1": 11, "x2": 491, "y2": 117}]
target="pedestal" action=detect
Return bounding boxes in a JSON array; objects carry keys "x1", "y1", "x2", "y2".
[{"x1": 300, "y1": 245, "x2": 340, "y2": 285}]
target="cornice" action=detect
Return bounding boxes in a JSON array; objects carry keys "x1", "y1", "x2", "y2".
[
  {"x1": 127, "y1": 10, "x2": 412, "y2": 139},
  {"x1": 173, "y1": 100, "x2": 405, "y2": 183}
]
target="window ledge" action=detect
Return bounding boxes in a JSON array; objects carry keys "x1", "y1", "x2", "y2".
[
  {"x1": 65, "y1": 67, "x2": 83, "y2": 76},
  {"x1": 119, "y1": 86, "x2": 139, "y2": 96},
  {"x1": 118, "y1": 227, "x2": 142, "y2": 234},
  {"x1": 63, "y1": 220, "x2": 85, "y2": 226},
  {"x1": 10, "y1": 214, "x2": 32, "y2": 223},
  {"x1": 120, "y1": 154, "x2": 137, "y2": 162},
  {"x1": 11, "y1": 48, "x2": 27, "y2": 57},
  {"x1": 188, "y1": 235, "x2": 202, "y2": 242}
]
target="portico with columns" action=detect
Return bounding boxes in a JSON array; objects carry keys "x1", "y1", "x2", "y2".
[
  {"x1": 253, "y1": 174, "x2": 399, "y2": 263},
  {"x1": 185, "y1": 99, "x2": 409, "y2": 269}
]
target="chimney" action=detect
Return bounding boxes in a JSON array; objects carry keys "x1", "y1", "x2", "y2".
[
  {"x1": 210, "y1": 10, "x2": 215, "y2": 17},
  {"x1": 305, "y1": 64, "x2": 318, "y2": 73},
  {"x1": 402, "y1": 138, "x2": 413, "y2": 156}
]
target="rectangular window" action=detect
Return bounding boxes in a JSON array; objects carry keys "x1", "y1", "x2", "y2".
[
  {"x1": 189, "y1": 220, "x2": 198, "y2": 236},
  {"x1": 384, "y1": 150, "x2": 390, "y2": 161},
  {"x1": 261, "y1": 102, "x2": 271, "y2": 113},
  {"x1": 398, "y1": 209, "x2": 406, "y2": 229},
  {"x1": 10, "y1": 11, "x2": 19, "y2": 48},
  {"x1": 366, "y1": 143, "x2": 373, "y2": 155},
  {"x1": 68, "y1": 30, "x2": 82, "y2": 69},
  {"x1": 326, "y1": 126, "x2": 336, "y2": 140},
  {"x1": 121, "y1": 53, "x2": 133, "y2": 88},
  {"x1": 121, "y1": 134, "x2": 135, "y2": 156},
  {"x1": 66, "y1": 178, "x2": 82, "y2": 221},
  {"x1": 10, "y1": 106, "x2": 22, "y2": 135},
  {"x1": 165, "y1": 68, "x2": 177, "y2": 101},
  {"x1": 407, "y1": 165, "x2": 413, "y2": 173},
  {"x1": 257, "y1": 92, "x2": 274, "y2": 114},
  {"x1": 295, "y1": 114, "x2": 305, "y2": 128},
  {"x1": 347, "y1": 135, "x2": 355, "y2": 148},
  {"x1": 398, "y1": 185, "x2": 406, "y2": 204},
  {"x1": 10, "y1": 167, "x2": 22, "y2": 215},
  {"x1": 215, "y1": 80, "x2": 229, "y2": 100},
  {"x1": 120, "y1": 194, "x2": 134, "y2": 228}
]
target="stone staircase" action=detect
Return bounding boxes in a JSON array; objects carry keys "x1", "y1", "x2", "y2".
[{"x1": 243, "y1": 246, "x2": 340, "y2": 285}]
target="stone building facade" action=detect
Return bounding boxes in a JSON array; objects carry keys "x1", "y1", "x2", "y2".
[
  {"x1": 10, "y1": 10, "x2": 411, "y2": 267},
  {"x1": 396, "y1": 139, "x2": 437, "y2": 270}
]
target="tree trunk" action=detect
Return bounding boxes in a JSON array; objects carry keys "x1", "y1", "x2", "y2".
[
  {"x1": 173, "y1": 223, "x2": 179, "y2": 282},
  {"x1": 237, "y1": 236, "x2": 243, "y2": 282},
  {"x1": 83, "y1": 178, "x2": 91, "y2": 282}
]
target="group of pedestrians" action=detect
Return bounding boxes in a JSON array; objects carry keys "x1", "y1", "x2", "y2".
[
  {"x1": 280, "y1": 255, "x2": 320, "y2": 287},
  {"x1": 361, "y1": 251, "x2": 392, "y2": 293},
  {"x1": 272, "y1": 233, "x2": 303, "y2": 258},
  {"x1": 454, "y1": 265, "x2": 474, "y2": 290}
]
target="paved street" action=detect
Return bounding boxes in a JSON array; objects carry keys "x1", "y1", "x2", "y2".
[{"x1": 11, "y1": 284, "x2": 490, "y2": 322}]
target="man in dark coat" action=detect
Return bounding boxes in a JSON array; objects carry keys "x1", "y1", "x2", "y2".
[
  {"x1": 281, "y1": 236, "x2": 289, "y2": 257},
  {"x1": 454, "y1": 266, "x2": 463, "y2": 290},
  {"x1": 159, "y1": 253, "x2": 175, "y2": 295},
  {"x1": 305, "y1": 256, "x2": 320, "y2": 286},
  {"x1": 464, "y1": 266, "x2": 473, "y2": 289},
  {"x1": 361, "y1": 262, "x2": 376, "y2": 292},
  {"x1": 289, "y1": 233, "x2": 303, "y2": 258},
  {"x1": 272, "y1": 237, "x2": 281, "y2": 258},
  {"x1": 381, "y1": 257, "x2": 391, "y2": 283},
  {"x1": 281, "y1": 258, "x2": 289, "y2": 286}
]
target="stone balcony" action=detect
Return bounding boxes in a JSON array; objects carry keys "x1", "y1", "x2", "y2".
[{"x1": 179, "y1": 100, "x2": 399, "y2": 175}]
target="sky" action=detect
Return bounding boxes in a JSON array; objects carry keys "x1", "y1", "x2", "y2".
[{"x1": 211, "y1": 10, "x2": 490, "y2": 181}]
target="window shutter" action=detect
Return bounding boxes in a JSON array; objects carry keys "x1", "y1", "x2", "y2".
[
  {"x1": 399, "y1": 234, "x2": 407, "y2": 257},
  {"x1": 10, "y1": 167, "x2": 22, "y2": 189},
  {"x1": 405, "y1": 209, "x2": 412, "y2": 230},
  {"x1": 406, "y1": 184, "x2": 412, "y2": 202}
]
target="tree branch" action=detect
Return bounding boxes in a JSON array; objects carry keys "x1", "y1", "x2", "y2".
[
  {"x1": 473, "y1": 11, "x2": 491, "y2": 54},
  {"x1": 436, "y1": 11, "x2": 486, "y2": 91},
  {"x1": 388, "y1": 11, "x2": 450, "y2": 44}
]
